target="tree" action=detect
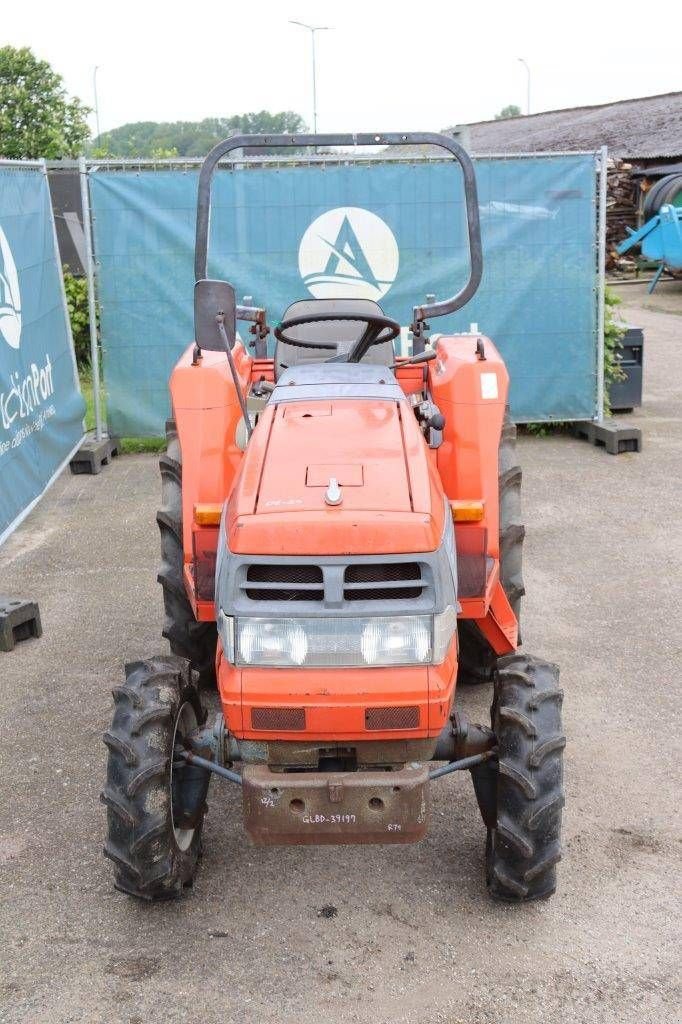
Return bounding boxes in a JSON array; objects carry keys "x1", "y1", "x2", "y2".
[
  {"x1": 94, "y1": 111, "x2": 307, "y2": 158},
  {"x1": 494, "y1": 104, "x2": 522, "y2": 120},
  {"x1": 0, "y1": 47, "x2": 90, "y2": 159}
]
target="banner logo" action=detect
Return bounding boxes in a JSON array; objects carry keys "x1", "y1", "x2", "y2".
[
  {"x1": 0, "y1": 224, "x2": 21, "y2": 350},
  {"x1": 298, "y1": 207, "x2": 399, "y2": 301}
]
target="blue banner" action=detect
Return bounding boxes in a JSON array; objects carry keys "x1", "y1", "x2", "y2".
[
  {"x1": 0, "y1": 164, "x2": 85, "y2": 545},
  {"x1": 90, "y1": 155, "x2": 598, "y2": 435}
]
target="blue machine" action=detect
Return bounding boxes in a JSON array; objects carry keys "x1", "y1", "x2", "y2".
[{"x1": 617, "y1": 204, "x2": 682, "y2": 293}]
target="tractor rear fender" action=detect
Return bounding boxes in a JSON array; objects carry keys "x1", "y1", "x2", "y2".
[
  {"x1": 428, "y1": 335, "x2": 517, "y2": 653},
  {"x1": 169, "y1": 340, "x2": 253, "y2": 615},
  {"x1": 429, "y1": 335, "x2": 509, "y2": 561}
]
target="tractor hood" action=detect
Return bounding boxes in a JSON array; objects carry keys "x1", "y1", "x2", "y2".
[{"x1": 226, "y1": 368, "x2": 444, "y2": 556}]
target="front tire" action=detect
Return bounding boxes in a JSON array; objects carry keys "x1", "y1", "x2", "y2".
[
  {"x1": 486, "y1": 653, "x2": 565, "y2": 901},
  {"x1": 102, "y1": 654, "x2": 209, "y2": 901}
]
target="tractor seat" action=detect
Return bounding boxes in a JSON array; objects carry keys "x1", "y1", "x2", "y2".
[{"x1": 274, "y1": 298, "x2": 396, "y2": 380}]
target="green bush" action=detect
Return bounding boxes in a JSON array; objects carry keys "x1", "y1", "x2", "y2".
[
  {"x1": 63, "y1": 269, "x2": 96, "y2": 368},
  {"x1": 603, "y1": 285, "x2": 627, "y2": 415}
]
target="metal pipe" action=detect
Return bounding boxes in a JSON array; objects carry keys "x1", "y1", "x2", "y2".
[
  {"x1": 175, "y1": 748, "x2": 242, "y2": 786},
  {"x1": 181, "y1": 742, "x2": 493, "y2": 783},
  {"x1": 288, "y1": 22, "x2": 332, "y2": 135},
  {"x1": 0, "y1": 159, "x2": 44, "y2": 168},
  {"x1": 311, "y1": 31, "x2": 318, "y2": 134},
  {"x1": 93, "y1": 66, "x2": 101, "y2": 143},
  {"x1": 216, "y1": 318, "x2": 253, "y2": 440},
  {"x1": 428, "y1": 750, "x2": 496, "y2": 780},
  {"x1": 517, "y1": 58, "x2": 531, "y2": 115},
  {"x1": 78, "y1": 156, "x2": 104, "y2": 441},
  {"x1": 596, "y1": 145, "x2": 608, "y2": 423},
  {"x1": 81, "y1": 150, "x2": 596, "y2": 170}
]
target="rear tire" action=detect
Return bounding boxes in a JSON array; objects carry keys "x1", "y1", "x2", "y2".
[
  {"x1": 486, "y1": 653, "x2": 565, "y2": 902},
  {"x1": 102, "y1": 654, "x2": 208, "y2": 901},
  {"x1": 457, "y1": 408, "x2": 525, "y2": 684},
  {"x1": 157, "y1": 419, "x2": 217, "y2": 689}
]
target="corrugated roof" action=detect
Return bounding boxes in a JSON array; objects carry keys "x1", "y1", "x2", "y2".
[{"x1": 458, "y1": 92, "x2": 682, "y2": 159}]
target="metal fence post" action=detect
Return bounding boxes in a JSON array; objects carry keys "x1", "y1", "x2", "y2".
[
  {"x1": 596, "y1": 145, "x2": 608, "y2": 422},
  {"x1": 78, "y1": 156, "x2": 103, "y2": 441}
]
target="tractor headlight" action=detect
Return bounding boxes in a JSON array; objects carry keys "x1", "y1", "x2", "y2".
[
  {"x1": 432, "y1": 605, "x2": 458, "y2": 664},
  {"x1": 239, "y1": 618, "x2": 309, "y2": 667},
  {"x1": 360, "y1": 617, "x2": 431, "y2": 666},
  {"x1": 441, "y1": 496, "x2": 458, "y2": 591},
  {"x1": 217, "y1": 610, "x2": 235, "y2": 662},
  {"x1": 232, "y1": 615, "x2": 434, "y2": 668}
]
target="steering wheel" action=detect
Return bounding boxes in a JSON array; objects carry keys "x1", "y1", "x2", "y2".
[{"x1": 274, "y1": 310, "x2": 401, "y2": 364}]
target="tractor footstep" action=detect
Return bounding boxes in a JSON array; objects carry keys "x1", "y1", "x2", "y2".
[
  {"x1": 570, "y1": 419, "x2": 642, "y2": 455},
  {"x1": 0, "y1": 598, "x2": 42, "y2": 652},
  {"x1": 70, "y1": 433, "x2": 120, "y2": 475}
]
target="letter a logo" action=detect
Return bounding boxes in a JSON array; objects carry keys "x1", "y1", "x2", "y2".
[{"x1": 298, "y1": 207, "x2": 399, "y2": 301}]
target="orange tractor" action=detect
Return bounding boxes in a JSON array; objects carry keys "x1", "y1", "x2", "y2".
[{"x1": 102, "y1": 133, "x2": 564, "y2": 903}]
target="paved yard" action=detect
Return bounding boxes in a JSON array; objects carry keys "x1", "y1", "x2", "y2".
[{"x1": 1, "y1": 286, "x2": 680, "y2": 1024}]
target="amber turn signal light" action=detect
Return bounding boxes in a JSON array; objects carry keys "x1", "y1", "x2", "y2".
[
  {"x1": 450, "y1": 500, "x2": 485, "y2": 522},
  {"x1": 193, "y1": 503, "x2": 223, "y2": 526}
]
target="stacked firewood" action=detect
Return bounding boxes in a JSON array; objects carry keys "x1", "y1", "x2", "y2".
[{"x1": 605, "y1": 159, "x2": 639, "y2": 271}]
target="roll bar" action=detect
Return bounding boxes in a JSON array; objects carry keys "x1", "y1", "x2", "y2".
[{"x1": 195, "y1": 132, "x2": 483, "y2": 330}]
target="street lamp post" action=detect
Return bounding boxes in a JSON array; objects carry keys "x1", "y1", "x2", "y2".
[
  {"x1": 93, "y1": 66, "x2": 101, "y2": 142},
  {"x1": 517, "y1": 57, "x2": 531, "y2": 115},
  {"x1": 289, "y1": 20, "x2": 332, "y2": 133}
]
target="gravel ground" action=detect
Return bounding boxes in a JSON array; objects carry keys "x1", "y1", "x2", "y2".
[{"x1": 1, "y1": 287, "x2": 680, "y2": 1024}]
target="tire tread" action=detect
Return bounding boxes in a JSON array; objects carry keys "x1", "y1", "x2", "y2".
[
  {"x1": 101, "y1": 654, "x2": 206, "y2": 901},
  {"x1": 487, "y1": 653, "x2": 564, "y2": 902}
]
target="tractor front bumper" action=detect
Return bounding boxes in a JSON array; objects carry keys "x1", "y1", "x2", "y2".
[{"x1": 242, "y1": 763, "x2": 429, "y2": 845}]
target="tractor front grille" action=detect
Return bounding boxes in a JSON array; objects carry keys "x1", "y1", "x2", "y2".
[
  {"x1": 237, "y1": 557, "x2": 434, "y2": 612},
  {"x1": 245, "y1": 564, "x2": 324, "y2": 602},
  {"x1": 344, "y1": 563, "x2": 424, "y2": 601}
]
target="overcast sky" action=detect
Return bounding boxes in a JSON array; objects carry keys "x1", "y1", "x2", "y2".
[{"x1": 5, "y1": 0, "x2": 680, "y2": 136}]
